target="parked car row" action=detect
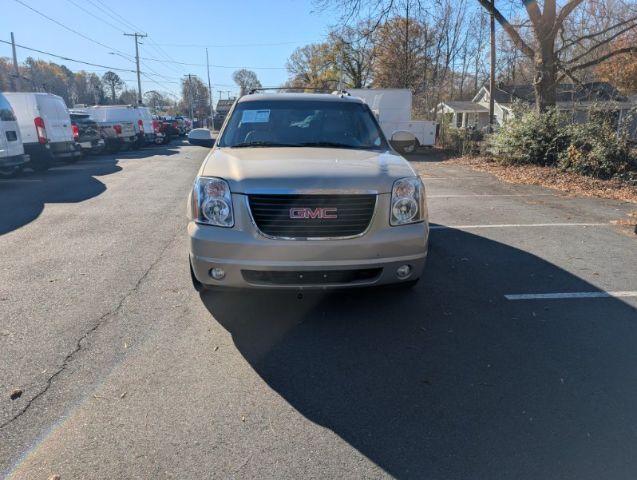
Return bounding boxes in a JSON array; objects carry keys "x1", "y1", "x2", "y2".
[{"x1": 0, "y1": 91, "x2": 187, "y2": 177}]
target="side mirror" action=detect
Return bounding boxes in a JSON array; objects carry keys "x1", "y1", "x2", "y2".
[
  {"x1": 188, "y1": 129, "x2": 216, "y2": 148},
  {"x1": 390, "y1": 130, "x2": 418, "y2": 154}
]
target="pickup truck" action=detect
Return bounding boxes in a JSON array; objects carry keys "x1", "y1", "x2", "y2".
[
  {"x1": 187, "y1": 92, "x2": 429, "y2": 291},
  {"x1": 70, "y1": 112, "x2": 105, "y2": 154}
]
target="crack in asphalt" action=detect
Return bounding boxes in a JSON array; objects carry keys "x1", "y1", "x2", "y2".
[{"x1": 0, "y1": 230, "x2": 181, "y2": 432}]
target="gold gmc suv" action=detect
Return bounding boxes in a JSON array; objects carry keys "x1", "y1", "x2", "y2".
[{"x1": 187, "y1": 92, "x2": 429, "y2": 290}]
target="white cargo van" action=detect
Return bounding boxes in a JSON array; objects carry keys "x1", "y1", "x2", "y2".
[
  {"x1": 0, "y1": 92, "x2": 29, "y2": 176},
  {"x1": 4, "y1": 92, "x2": 81, "y2": 171},
  {"x1": 85, "y1": 105, "x2": 156, "y2": 147},
  {"x1": 348, "y1": 88, "x2": 436, "y2": 151}
]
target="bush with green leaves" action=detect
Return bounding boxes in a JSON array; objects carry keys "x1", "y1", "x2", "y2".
[
  {"x1": 488, "y1": 105, "x2": 636, "y2": 180},
  {"x1": 558, "y1": 111, "x2": 637, "y2": 180},
  {"x1": 488, "y1": 106, "x2": 570, "y2": 166},
  {"x1": 443, "y1": 128, "x2": 484, "y2": 156}
]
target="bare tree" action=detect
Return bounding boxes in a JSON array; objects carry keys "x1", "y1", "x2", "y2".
[
  {"x1": 329, "y1": 21, "x2": 377, "y2": 87},
  {"x1": 475, "y1": 0, "x2": 637, "y2": 110},
  {"x1": 317, "y1": 0, "x2": 637, "y2": 110},
  {"x1": 232, "y1": 69, "x2": 262, "y2": 95}
]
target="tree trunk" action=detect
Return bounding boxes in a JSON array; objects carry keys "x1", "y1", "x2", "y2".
[{"x1": 533, "y1": 35, "x2": 557, "y2": 112}]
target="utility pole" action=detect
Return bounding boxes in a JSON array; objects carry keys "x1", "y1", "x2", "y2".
[
  {"x1": 206, "y1": 48, "x2": 214, "y2": 127},
  {"x1": 124, "y1": 32, "x2": 147, "y2": 105},
  {"x1": 489, "y1": 0, "x2": 496, "y2": 130},
  {"x1": 185, "y1": 74, "x2": 194, "y2": 121},
  {"x1": 404, "y1": 1, "x2": 410, "y2": 89},
  {"x1": 10, "y1": 32, "x2": 20, "y2": 90}
]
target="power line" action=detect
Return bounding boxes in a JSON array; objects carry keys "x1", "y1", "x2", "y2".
[
  {"x1": 84, "y1": 0, "x2": 184, "y2": 76},
  {"x1": 87, "y1": 0, "x2": 143, "y2": 33},
  {"x1": 11, "y1": 0, "x2": 133, "y2": 59},
  {"x1": 0, "y1": 39, "x2": 136, "y2": 73},
  {"x1": 62, "y1": 0, "x2": 126, "y2": 34},
  {"x1": 152, "y1": 41, "x2": 314, "y2": 48},
  {"x1": 136, "y1": 56, "x2": 287, "y2": 70}
]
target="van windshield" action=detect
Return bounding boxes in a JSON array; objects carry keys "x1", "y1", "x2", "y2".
[{"x1": 218, "y1": 99, "x2": 388, "y2": 150}]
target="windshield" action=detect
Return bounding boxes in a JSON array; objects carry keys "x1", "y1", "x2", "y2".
[{"x1": 218, "y1": 99, "x2": 388, "y2": 150}]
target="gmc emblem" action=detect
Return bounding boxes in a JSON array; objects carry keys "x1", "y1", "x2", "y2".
[{"x1": 289, "y1": 207, "x2": 338, "y2": 220}]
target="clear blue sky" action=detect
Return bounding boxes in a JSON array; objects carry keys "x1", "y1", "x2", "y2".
[{"x1": 1, "y1": 0, "x2": 334, "y2": 104}]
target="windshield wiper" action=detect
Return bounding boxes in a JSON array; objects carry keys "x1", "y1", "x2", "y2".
[
  {"x1": 230, "y1": 141, "x2": 298, "y2": 148},
  {"x1": 297, "y1": 142, "x2": 373, "y2": 150}
]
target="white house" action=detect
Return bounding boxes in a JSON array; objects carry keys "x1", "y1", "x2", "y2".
[{"x1": 436, "y1": 82, "x2": 637, "y2": 138}]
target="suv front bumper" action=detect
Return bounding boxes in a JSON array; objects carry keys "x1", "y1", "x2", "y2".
[{"x1": 189, "y1": 193, "x2": 429, "y2": 289}]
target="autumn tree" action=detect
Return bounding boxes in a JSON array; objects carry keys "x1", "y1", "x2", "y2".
[
  {"x1": 286, "y1": 43, "x2": 338, "y2": 90},
  {"x1": 232, "y1": 69, "x2": 262, "y2": 95},
  {"x1": 596, "y1": 30, "x2": 637, "y2": 93},
  {"x1": 102, "y1": 71, "x2": 124, "y2": 103}
]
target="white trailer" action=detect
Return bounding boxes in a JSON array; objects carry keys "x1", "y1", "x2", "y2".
[{"x1": 348, "y1": 88, "x2": 436, "y2": 148}]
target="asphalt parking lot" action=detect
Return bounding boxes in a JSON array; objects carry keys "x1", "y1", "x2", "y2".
[{"x1": 1, "y1": 144, "x2": 636, "y2": 479}]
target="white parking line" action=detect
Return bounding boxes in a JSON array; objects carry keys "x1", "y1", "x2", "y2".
[
  {"x1": 505, "y1": 291, "x2": 637, "y2": 300},
  {"x1": 427, "y1": 193, "x2": 554, "y2": 198},
  {"x1": 430, "y1": 222, "x2": 607, "y2": 230}
]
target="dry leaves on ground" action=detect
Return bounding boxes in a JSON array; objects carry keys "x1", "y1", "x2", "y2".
[{"x1": 447, "y1": 156, "x2": 637, "y2": 204}]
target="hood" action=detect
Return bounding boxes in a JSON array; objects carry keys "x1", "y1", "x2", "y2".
[{"x1": 199, "y1": 147, "x2": 416, "y2": 194}]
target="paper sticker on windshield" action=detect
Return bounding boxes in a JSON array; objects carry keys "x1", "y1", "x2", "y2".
[{"x1": 241, "y1": 109, "x2": 270, "y2": 123}]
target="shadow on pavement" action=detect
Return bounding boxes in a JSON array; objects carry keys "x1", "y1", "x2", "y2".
[
  {"x1": 0, "y1": 143, "x2": 183, "y2": 235},
  {"x1": 201, "y1": 228, "x2": 637, "y2": 479}
]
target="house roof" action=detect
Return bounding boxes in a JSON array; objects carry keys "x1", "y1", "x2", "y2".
[
  {"x1": 438, "y1": 101, "x2": 489, "y2": 112},
  {"x1": 482, "y1": 82, "x2": 626, "y2": 104}
]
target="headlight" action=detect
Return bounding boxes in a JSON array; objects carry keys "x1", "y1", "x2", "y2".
[
  {"x1": 193, "y1": 176, "x2": 234, "y2": 227},
  {"x1": 390, "y1": 177, "x2": 425, "y2": 226}
]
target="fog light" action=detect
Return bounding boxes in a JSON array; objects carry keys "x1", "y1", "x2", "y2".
[
  {"x1": 396, "y1": 264, "x2": 412, "y2": 279},
  {"x1": 210, "y1": 267, "x2": 226, "y2": 280}
]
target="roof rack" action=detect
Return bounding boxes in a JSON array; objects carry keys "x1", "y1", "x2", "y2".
[{"x1": 247, "y1": 87, "x2": 338, "y2": 95}]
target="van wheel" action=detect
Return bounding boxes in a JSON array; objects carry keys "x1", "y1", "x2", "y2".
[{"x1": 0, "y1": 166, "x2": 21, "y2": 178}]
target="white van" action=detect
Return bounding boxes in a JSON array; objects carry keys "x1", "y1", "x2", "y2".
[
  {"x1": 0, "y1": 92, "x2": 29, "y2": 176},
  {"x1": 4, "y1": 92, "x2": 81, "y2": 171},
  {"x1": 85, "y1": 105, "x2": 156, "y2": 146}
]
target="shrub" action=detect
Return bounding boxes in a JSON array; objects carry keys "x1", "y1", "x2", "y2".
[
  {"x1": 488, "y1": 106, "x2": 570, "y2": 166},
  {"x1": 558, "y1": 118, "x2": 637, "y2": 180},
  {"x1": 487, "y1": 105, "x2": 637, "y2": 180},
  {"x1": 439, "y1": 124, "x2": 484, "y2": 156}
]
